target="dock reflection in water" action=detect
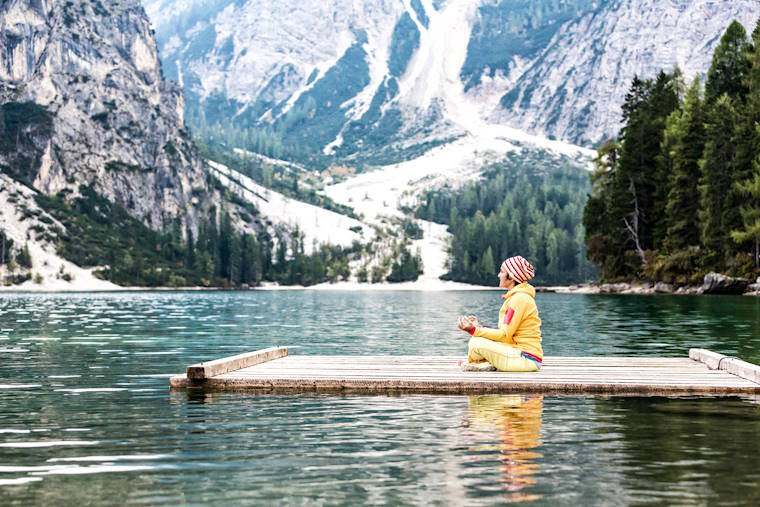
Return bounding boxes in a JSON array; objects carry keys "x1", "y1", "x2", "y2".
[{"x1": 466, "y1": 394, "x2": 543, "y2": 503}]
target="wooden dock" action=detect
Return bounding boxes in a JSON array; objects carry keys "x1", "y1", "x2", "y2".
[{"x1": 169, "y1": 347, "x2": 760, "y2": 395}]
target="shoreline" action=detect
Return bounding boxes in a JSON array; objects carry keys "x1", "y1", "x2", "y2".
[
  {"x1": 2, "y1": 280, "x2": 758, "y2": 295},
  {"x1": 0, "y1": 279, "x2": 500, "y2": 293}
]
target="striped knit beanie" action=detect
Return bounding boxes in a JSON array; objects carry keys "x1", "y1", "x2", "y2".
[{"x1": 502, "y1": 255, "x2": 535, "y2": 284}]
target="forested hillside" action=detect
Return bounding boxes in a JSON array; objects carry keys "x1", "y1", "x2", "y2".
[
  {"x1": 32, "y1": 185, "x2": 355, "y2": 288},
  {"x1": 583, "y1": 20, "x2": 760, "y2": 284},
  {"x1": 416, "y1": 152, "x2": 596, "y2": 286}
]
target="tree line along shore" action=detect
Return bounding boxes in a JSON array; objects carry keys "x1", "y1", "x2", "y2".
[{"x1": 583, "y1": 20, "x2": 760, "y2": 289}]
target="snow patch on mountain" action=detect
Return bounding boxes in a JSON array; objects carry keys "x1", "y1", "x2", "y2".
[{"x1": 207, "y1": 161, "x2": 367, "y2": 253}]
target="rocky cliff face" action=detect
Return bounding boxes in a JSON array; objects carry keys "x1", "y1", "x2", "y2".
[
  {"x1": 490, "y1": 0, "x2": 760, "y2": 145},
  {"x1": 0, "y1": 0, "x2": 218, "y2": 231},
  {"x1": 142, "y1": 0, "x2": 759, "y2": 157}
]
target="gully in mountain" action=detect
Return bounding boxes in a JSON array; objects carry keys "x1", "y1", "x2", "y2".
[{"x1": 457, "y1": 256, "x2": 543, "y2": 372}]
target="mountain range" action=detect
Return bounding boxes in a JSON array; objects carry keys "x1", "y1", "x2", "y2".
[{"x1": 143, "y1": 0, "x2": 759, "y2": 165}]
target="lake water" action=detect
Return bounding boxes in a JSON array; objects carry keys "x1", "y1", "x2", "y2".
[{"x1": 1, "y1": 291, "x2": 759, "y2": 505}]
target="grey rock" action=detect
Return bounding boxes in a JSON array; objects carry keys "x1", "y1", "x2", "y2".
[
  {"x1": 599, "y1": 283, "x2": 630, "y2": 294},
  {"x1": 702, "y1": 272, "x2": 750, "y2": 295},
  {"x1": 654, "y1": 282, "x2": 674, "y2": 294},
  {"x1": 675, "y1": 285, "x2": 703, "y2": 295}
]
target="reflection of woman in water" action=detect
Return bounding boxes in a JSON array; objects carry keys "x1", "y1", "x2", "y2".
[
  {"x1": 467, "y1": 394, "x2": 544, "y2": 502},
  {"x1": 457, "y1": 255, "x2": 543, "y2": 372}
]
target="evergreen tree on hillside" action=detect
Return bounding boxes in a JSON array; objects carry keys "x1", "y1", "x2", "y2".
[
  {"x1": 16, "y1": 243, "x2": 32, "y2": 269},
  {"x1": 608, "y1": 72, "x2": 679, "y2": 268},
  {"x1": 184, "y1": 224, "x2": 195, "y2": 270},
  {"x1": 583, "y1": 140, "x2": 624, "y2": 279},
  {"x1": 479, "y1": 246, "x2": 495, "y2": 284},
  {"x1": 663, "y1": 77, "x2": 705, "y2": 253},
  {"x1": 698, "y1": 94, "x2": 737, "y2": 270},
  {"x1": 730, "y1": 157, "x2": 760, "y2": 269},
  {"x1": 217, "y1": 208, "x2": 232, "y2": 280},
  {"x1": 705, "y1": 21, "x2": 751, "y2": 104}
]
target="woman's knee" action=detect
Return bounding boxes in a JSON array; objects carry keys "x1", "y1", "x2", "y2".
[{"x1": 468, "y1": 336, "x2": 489, "y2": 350}]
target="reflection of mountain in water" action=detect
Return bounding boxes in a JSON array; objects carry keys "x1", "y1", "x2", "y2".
[{"x1": 467, "y1": 394, "x2": 543, "y2": 503}]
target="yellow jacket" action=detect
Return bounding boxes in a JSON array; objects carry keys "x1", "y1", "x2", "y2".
[{"x1": 472, "y1": 283, "x2": 543, "y2": 359}]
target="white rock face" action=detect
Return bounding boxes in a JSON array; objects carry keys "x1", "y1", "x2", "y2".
[
  {"x1": 142, "y1": 0, "x2": 760, "y2": 148},
  {"x1": 491, "y1": 0, "x2": 760, "y2": 144},
  {"x1": 0, "y1": 0, "x2": 218, "y2": 232},
  {"x1": 144, "y1": 0, "x2": 404, "y2": 113}
]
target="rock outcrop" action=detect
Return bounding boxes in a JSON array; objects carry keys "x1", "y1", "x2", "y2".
[
  {"x1": 701, "y1": 272, "x2": 750, "y2": 295},
  {"x1": 653, "y1": 282, "x2": 674, "y2": 294},
  {"x1": 0, "y1": 0, "x2": 224, "y2": 232}
]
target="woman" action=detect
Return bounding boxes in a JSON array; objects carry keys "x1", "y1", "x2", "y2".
[{"x1": 457, "y1": 255, "x2": 543, "y2": 372}]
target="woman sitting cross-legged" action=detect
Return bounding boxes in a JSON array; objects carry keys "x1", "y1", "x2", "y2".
[{"x1": 457, "y1": 255, "x2": 543, "y2": 372}]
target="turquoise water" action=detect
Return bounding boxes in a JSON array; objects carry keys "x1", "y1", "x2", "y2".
[{"x1": 1, "y1": 291, "x2": 759, "y2": 505}]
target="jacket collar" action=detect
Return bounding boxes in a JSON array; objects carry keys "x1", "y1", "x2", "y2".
[{"x1": 501, "y1": 282, "x2": 536, "y2": 300}]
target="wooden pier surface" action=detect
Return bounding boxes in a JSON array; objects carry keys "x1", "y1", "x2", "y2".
[{"x1": 170, "y1": 348, "x2": 760, "y2": 395}]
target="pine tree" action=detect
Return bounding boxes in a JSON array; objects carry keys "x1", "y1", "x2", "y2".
[
  {"x1": 184, "y1": 223, "x2": 195, "y2": 271},
  {"x1": 663, "y1": 77, "x2": 705, "y2": 253},
  {"x1": 16, "y1": 243, "x2": 32, "y2": 269},
  {"x1": 705, "y1": 20, "x2": 751, "y2": 104},
  {"x1": 275, "y1": 234, "x2": 287, "y2": 267},
  {"x1": 699, "y1": 94, "x2": 737, "y2": 270},
  {"x1": 646, "y1": 71, "x2": 682, "y2": 250},
  {"x1": 171, "y1": 218, "x2": 182, "y2": 261},
  {"x1": 583, "y1": 140, "x2": 619, "y2": 277},
  {"x1": 730, "y1": 158, "x2": 760, "y2": 269},
  {"x1": 228, "y1": 233, "x2": 241, "y2": 285},
  {"x1": 608, "y1": 72, "x2": 679, "y2": 268},
  {"x1": 208, "y1": 207, "x2": 219, "y2": 276},
  {"x1": 239, "y1": 233, "x2": 251, "y2": 285},
  {"x1": 216, "y1": 208, "x2": 232, "y2": 280},
  {"x1": 480, "y1": 246, "x2": 495, "y2": 285},
  {"x1": 0, "y1": 230, "x2": 10, "y2": 266},
  {"x1": 730, "y1": 22, "x2": 760, "y2": 271}
]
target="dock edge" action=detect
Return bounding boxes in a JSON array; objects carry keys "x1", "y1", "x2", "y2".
[
  {"x1": 174, "y1": 346, "x2": 288, "y2": 386},
  {"x1": 689, "y1": 348, "x2": 760, "y2": 385}
]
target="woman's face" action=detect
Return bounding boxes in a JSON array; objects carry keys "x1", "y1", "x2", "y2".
[{"x1": 498, "y1": 265, "x2": 510, "y2": 288}]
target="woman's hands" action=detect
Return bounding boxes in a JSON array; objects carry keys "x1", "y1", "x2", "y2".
[{"x1": 457, "y1": 315, "x2": 480, "y2": 332}]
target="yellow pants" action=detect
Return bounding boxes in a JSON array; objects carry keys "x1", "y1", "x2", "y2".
[{"x1": 468, "y1": 336, "x2": 540, "y2": 372}]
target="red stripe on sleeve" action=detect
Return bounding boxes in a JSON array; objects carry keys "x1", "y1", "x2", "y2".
[{"x1": 503, "y1": 307, "x2": 515, "y2": 325}]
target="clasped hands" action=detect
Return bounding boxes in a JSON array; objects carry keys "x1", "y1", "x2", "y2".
[{"x1": 457, "y1": 315, "x2": 480, "y2": 332}]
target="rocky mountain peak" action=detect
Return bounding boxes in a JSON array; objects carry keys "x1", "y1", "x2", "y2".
[{"x1": 0, "y1": 0, "x2": 221, "y2": 232}]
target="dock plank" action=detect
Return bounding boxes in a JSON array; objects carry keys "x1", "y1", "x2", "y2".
[{"x1": 169, "y1": 348, "x2": 760, "y2": 394}]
